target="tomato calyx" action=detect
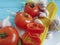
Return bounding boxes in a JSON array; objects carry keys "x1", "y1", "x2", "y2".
[
  {"x1": 26, "y1": 2, "x2": 35, "y2": 8},
  {"x1": 24, "y1": 14, "x2": 29, "y2": 18},
  {"x1": 0, "y1": 33, "x2": 7, "y2": 38},
  {"x1": 30, "y1": 3, "x2": 34, "y2": 8}
]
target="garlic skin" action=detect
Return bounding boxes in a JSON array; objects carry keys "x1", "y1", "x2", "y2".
[
  {"x1": 49, "y1": 19, "x2": 60, "y2": 31},
  {"x1": 38, "y1": 1, "x2": 49, "y2": 18},
  {"x1": 46, "y1": 31, "x2": 53, "y2": 39},
  {"x1": 38, "y1": 0, "x2": 48, "y2": 7},
  {"x1": 34, "y1": 19, "x2": 43, "y2": 25},
  {"x1": 39, "y1": 8, "x2": 49, "y2": 18},
  {"x1": 39, "y1": 12, "x2": 47, "y2": 18},
  {"x1": 2, "y1": 16, "x2": 12, "y2": 27},
  {"x1": 15, "y1": 26, "x2": 25, "y2": 38}
]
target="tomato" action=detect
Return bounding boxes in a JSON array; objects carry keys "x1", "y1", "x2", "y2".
[
  {"x1": 27, "y1": 22, "x2": 44, "y2": 34},
  {"x1": 22, "y1": 32, "x2": 41, "y2": 45},
  {"x1": 24, "y1": 3, "x2": 40, "y2": 17},
  {"x1": 0, "y1": 26, "x2": 19, "y2": 45},
  {"x1": 14, "y1": 12, "x2": 33, "y2": 29}
]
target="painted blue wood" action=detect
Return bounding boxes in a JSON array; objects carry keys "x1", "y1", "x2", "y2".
[
  {"x1": 0, "y1": 0, "x2": 26, "y2": 26},
  {"x1": 0, "y1": 0, "x2": 25, "y2": 8}
]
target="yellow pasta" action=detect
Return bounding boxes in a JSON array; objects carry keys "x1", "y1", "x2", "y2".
[{"x1": 40, "y1": 1, "x2": 58, "y2": 45}]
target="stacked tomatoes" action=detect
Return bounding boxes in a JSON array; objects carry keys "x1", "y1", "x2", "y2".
[
  {"x1": 0, "y1": 2, "x2": 45, "y2": 45},
  {"x1": 15, "y1": 2, "x2": 45, "y2": 45}
]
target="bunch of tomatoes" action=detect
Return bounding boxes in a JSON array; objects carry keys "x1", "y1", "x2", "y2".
[{"x1": 0, "y1": 2, "x2": 45, "y2": 45}]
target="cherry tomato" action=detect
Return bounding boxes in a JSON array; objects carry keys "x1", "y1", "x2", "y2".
[
  {"x1": 24, "y1": 3, "x2": 40, "y2": 17},
  {"x1": 0, "y1": 26, "x2": 19, "y2": 45},
  {"x1": 14, "y1": 12, "x2": 33, "y2": 29},
  {"x1": 27, "y1": 22, "x2": 44, "y2": 34},
  {"x1": 22, "y1": 32, "x2": 41, "y2": 45}
]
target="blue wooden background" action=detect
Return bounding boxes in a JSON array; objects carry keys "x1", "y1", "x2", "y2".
[{"x1": 0, "y1": 0, "x2": 25, "y2": 26}]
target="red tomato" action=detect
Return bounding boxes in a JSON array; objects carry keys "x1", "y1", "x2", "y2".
[
  {"x1": 0, "y1": 26, "x2": 19, "y2": 45},
  {"x1": 14, "y1": 12, "x2": 33, "y2": 29},
  {"x1": 27, "y1": 22, "x2": 44, "y2": 34},
  {"x1": 24, "y1": 3, "x2": 40, "y2": 17},
  {"x1": 22, "y1": 32, "x2": 41, "y2": 45}
]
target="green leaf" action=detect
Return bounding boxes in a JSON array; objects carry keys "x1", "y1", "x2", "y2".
[{"x1": 18, "y1": 39, "x2": 22, "y2": 45}]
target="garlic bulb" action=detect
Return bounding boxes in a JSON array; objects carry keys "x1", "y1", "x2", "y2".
[
  {"x1": 39, "y1": 12, "x2": 47, "y2": 18},
  {"x1": 34, "y1": 19, "x2": 43, "y2": 24},
  {"x1": 49, "y1": 19, "x2": 60, "y2": 31},
  {"x1": 46, "y1": 31, "x2": 53, "y2": 39},
  {"x1": 2, "y1": 16, "x2": 11, "y2": 27}
]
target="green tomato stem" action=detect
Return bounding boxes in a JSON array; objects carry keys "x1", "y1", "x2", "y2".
[{"x1": 0, "y1": 33, "x2": 7, "y2": 38}]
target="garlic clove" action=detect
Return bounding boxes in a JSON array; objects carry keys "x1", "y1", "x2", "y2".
[{"x1": 34, "y1": 19, "x2": 43, "y2": 25}]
